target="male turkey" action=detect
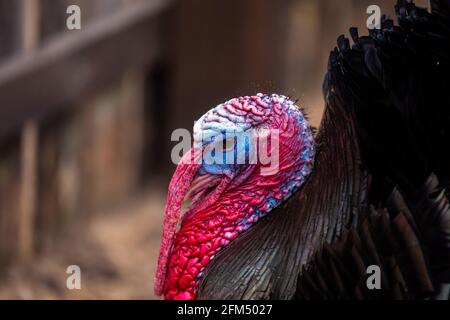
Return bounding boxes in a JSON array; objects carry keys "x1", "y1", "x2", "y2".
[{"x1": 155, "y1": 0, "x2": 450, "y2": 300}]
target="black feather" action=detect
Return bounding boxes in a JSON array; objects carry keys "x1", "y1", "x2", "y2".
[{"x1": 197, "y1": 0, "x2": 450, "y2": 300}]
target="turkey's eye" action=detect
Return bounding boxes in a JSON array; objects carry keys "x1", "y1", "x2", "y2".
[{"x1": 222, "y1": 138, "x2": 235, "y2": 152}]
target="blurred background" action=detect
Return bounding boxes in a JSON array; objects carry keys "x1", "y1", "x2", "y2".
[{"x1": 0, "y1": 0, "x2": 426, "y2": 299}]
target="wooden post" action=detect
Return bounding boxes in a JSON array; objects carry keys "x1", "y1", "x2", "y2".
[
  {"x1": 18, "y1": 121, "x2": 38, "y2": 260},
  {"x1": 0, "y1": 143, "x2": 21, "y2": 266},
  {"x1": 22, "y1": 0, "x2": 40, "y2": 53},
  {"x1": 17, "y1": 0, "x2": 40, "y2": 261}
]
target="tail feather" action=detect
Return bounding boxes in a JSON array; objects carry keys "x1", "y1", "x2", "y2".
[
  {"x1": 309, "y1": 0, "x2": 450, "y2": 299},
  {"x1": 294, "y1": 187, "x2": 438, "y2": 299},
  {"x1": 430, "y1": 0, "x2": 450, "y2": 17}
]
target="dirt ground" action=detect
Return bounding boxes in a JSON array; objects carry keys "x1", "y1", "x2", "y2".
[{"x1": 0, "y1": 189, "x2": 165, "y2": 300}]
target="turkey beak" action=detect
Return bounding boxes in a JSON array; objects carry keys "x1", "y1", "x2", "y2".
[{"x1": 154, "y1": 148, "x2": 201, "y2": 296}]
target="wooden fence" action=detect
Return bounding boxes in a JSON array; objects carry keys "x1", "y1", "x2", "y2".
[
  {"x1": 0, "y1": 0, "x2": 294, "y2": 273},
  {"x1": 0, "y1": 0, "x2": 174, "y2": 268},
  {"x1": 0, "y1": 0, "x2": 393, "y2": 273}
]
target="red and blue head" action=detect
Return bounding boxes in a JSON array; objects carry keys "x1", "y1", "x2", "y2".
[{"x1": 155, "y1": 93, "x2": 315, "y2": 299}]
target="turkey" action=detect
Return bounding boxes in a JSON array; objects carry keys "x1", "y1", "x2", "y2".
[{"x1": 155, "y1": 0, "x2": 450, "y2": 300}]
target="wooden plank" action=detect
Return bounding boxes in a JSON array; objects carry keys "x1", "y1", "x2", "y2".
[{"x1": 0, "y1": 0, "x2": 173, "y2": 141}]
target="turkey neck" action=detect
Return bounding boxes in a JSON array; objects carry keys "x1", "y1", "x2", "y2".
[{"x1": 197, "y1": 94, "x2": 370, "y2": 299}]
